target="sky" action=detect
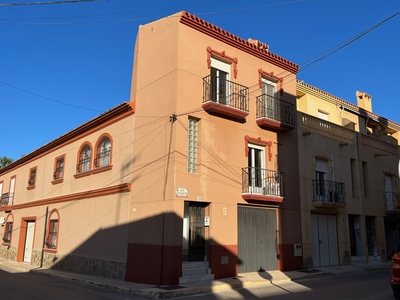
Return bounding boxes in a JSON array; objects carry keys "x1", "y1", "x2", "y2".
[{"x1": 1, "y1": 0, "x2": 399, "y2": 160}]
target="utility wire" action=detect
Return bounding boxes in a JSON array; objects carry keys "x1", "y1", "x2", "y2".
[
  {"x1": 0, "y1": 79, "x2": 101, "y2": 112},
  {"x1": 0, "y1": 0, "x2": 104, "y2": 7}
]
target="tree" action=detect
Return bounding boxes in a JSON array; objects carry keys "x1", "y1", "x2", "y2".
[{"x1": 0, "y1": 156, "x2": 13, "y2": 169}]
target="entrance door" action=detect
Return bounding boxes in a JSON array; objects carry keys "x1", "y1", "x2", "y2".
[
  {"x1": 183, "y1": 202, "x2": 206, "y2": 261},
  {"x1": 312, "y1": 214, "x2": 338, "y2": 267},
  {"x1": 349, "y1": 214, "x2": 362, "y2": 257},
  {"x1": 24, "y1": 221, "x2": 35, "y2": 263},
  {"x1": 238, "y1": 206, "x2": 278, "y2": 272}
]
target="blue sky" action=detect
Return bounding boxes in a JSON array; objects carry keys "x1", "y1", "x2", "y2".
[{"x1": 1, "y1": 0, "x2": 399, "y2": 160}]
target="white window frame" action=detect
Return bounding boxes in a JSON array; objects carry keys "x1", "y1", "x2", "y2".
[
  {"x1": 248, "y1": 144, "x2": 266, "y2": 194},
  {"x1": 210, "y1": 57, "x2": 230, "y2": 104}
]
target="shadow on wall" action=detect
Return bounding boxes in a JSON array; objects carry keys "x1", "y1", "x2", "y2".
[{"x1": 49, "y1": 212, "x2": 242, "y2": 286}]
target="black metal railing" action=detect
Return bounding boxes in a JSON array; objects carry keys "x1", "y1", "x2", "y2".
[
  {"x1": 242, "y1": 168, "x2": 284, "y2": 197},
  {"x1": 312, "y1": 180, "x2": 345, "y2": 204},
  {"x1": 385, "y1": 192, "x2": 400, "y2": 210},
  {"x1": 1, "y1": 193, "x2": 14, "y2": 206},
  {"x1": 256, "y1": 94, "x2": 295, "y2": 127},
  {"x1": 95, "y1": 150, "x2": 111, "y2": 168},
  {"x1": 76, "y1": 157, "x2": 91, "y2": 173},
  {"x1": 203, "y1": 75, "x2": 249, "y2": 112},
  {"x1": 45, "y1": 234, "x2": 58, "y2": 249}
]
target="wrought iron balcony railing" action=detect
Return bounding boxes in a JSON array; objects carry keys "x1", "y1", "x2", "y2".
[
  {"x1": 256, "y1": 94, "x2": 295, "y2": 127},
  {"x1": 242, "y1": 168, "x2": 284, "y2": 197},
  {"x1": 1, "y1": 192, "x2": 14, "y2": 206},
  {"x1": 203, "y1": 75, "x2": 249, "y2": 113},
  {"x1": 385, "y1": 192, "x2": 400, "y2": 211},
  {"x1": 313, "y1": 180, "x2": 345, "y2": 205}
]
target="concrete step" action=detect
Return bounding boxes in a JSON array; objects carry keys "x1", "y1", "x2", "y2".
[
  {"x1": 179, "y1": 273, "x2": 215, "y2": 284},
  {"x1": 179, "y1": 261, "x2": 214, "y2": 284}
]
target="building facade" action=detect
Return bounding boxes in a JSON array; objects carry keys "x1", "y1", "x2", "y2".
[
  {"x1": 0, "y1": 103, "x2": 134, "y2": 279},
  {"x1": 1, "y1": 11, "x2": 399, "y2": 286},
  {"x1": 295, "y1": 81, "x2": 400, "y2": 268}
]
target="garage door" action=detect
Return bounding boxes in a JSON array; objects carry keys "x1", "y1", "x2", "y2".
[{"x1": 238, "y1": 206, "x2": 278, "y2": 272}]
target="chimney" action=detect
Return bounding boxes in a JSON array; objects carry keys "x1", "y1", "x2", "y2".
[{"x1": 356, "y1": 91, "x2": 372, "y2": 112}]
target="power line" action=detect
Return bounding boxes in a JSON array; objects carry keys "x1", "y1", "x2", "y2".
[
  {"x1": 0, "y1": 79, "x2": 101, "y2": 112},
  {"x1": 0, "y1": 0, "x2": 104, "y2": 7}
]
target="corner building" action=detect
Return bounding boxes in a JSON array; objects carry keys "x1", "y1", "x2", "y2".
[{"x1": 127, "y1": 11, "x2": 300, "y2": 284}]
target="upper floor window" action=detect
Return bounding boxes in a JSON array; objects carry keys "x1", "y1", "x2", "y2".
[
  {"x1": 95, "y1": 136, "x2": 112, "y2": 168},
  {"x1": 28, "y1": 167, "x2": 37, "y2": 188},
  {"x1": 318, "y1": 110, "x2": 329, "y2": 121},
  {"x1": 77, "y1": 144, "x2": 92, "y2": 173},
  {"x1": 210, "y1": 58, "x2": 231, "y2": 105},
  {"x1": 45, "y1": 210, "x2": 59, "y2": 250},
  {"x1": 53, "y1": 155, "x2": 65, "y2": 182}
]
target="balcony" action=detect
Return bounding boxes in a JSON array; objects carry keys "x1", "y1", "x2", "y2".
[
  {"x1": 242, "y1": 168, "x2": 284, "y2": 203},
  {"x1": 256, "y1": 94, "x2": 295, "y2": 131},
  {"x1": 384, "y1": 192, "x2": 400, "y2": 214},
  {"x1": 203, "y1": 75, "x2": 249, "y2": 121},
  {"x1": 312, "y1": 180, "x2": 345, "y2": 208},
  {"x1": 301, "y1": 113, "x2": 354, "y2": 144},
  {"x1": 1, "y1": 193, "x2": 14, "y2": 207}
]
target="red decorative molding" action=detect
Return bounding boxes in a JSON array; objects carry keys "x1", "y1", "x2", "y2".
[
  {"x1": 0, "y1": 183, "x2": 131, "y2": 212},
  {"x1": 244, "y1": 135, "x2": 273, "y2": 161},
  {"x1": 180, "y1": 11, "x2": 299, "y2": 74},
  {"x1": 0, "y1": 103, "x2": 133, "y2": 175},
  {"x1": 258, "y1": 68, "x2": 283, "y2": 93},
  {"x1": 206, "y1": 47, "x2": 238, "y2": 78}
]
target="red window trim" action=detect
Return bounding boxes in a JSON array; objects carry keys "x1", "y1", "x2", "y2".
[
  {"x1": 244, "y1": 135, "x2": 273, "y2": 162},
  {"x1": 207, "y1": 46, "x2": 238, "y2": 79},
  {"x1": 94, "y1": 133, "x2": 113, "y2": 169},
  {"x1": 45, "y1": 209, "x2": 60, "y2": 250},
  {"x1": 258, "y1": 68, "x2": 284, "y2": 94},
  {"x1": 53, "y1": 154, "x2": 66, "y2": 181}
]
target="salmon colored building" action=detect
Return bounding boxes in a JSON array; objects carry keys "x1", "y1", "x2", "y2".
[{"x1": 2, "y1": 11, "x2": 399, "y2": 286}]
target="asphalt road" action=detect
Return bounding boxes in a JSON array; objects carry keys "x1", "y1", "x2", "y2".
[
  {"x1": 0, "y1": 268, "x2": 148, "y2": 300},
  {"x1": 175, "y1": 269, "x2": 393, "y2": 300}
]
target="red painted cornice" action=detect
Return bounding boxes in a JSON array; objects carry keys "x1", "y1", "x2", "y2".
[
  {"x1": 179, "y1": 11, "x2": 299, "y2": 74},
  {"x1": 0, "y1": 102, "x2": 133, "y2": 175}
]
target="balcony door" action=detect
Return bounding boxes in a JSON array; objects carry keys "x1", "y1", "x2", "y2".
[
  {"x1": 385, "y1": 175, "x2": 395, "y2": 209},
  {"x1": 261, "y1": 78, "x2": 277, "y2": 119},
  {"x1": 210, "y1": 57, "x2": 230, "y2": 105},
  {"x1": 315, "y1": 159, "x2": 328, "y2": 201},
  {"x1": 9, "y1": 176, "x2": 16, "y2": 205},
  {"x1": 248, "y1": 144, "x2": 265, "y2": 195}
]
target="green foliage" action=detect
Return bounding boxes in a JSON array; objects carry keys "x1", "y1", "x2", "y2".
[{"x1": 0, "y1": 156, "x2": 13, "y2": 169}]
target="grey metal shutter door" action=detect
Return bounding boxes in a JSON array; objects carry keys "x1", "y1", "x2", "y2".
[{"x1": 238, "y1": 206, "x2": 278, "y2": 272}]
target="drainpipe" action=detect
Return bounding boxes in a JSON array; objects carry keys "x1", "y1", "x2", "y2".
[{"x1": 40, "y1": 206, "x2": 49, "y2": 268}]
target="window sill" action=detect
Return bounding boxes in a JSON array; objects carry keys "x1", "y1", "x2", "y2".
[
  {"x1": 74, "y1": 171, "x2": 92, "y2": 179},
  {"x1": 26, "y1": 185, "x2": 36, "y2": 190},
  {"x1": 44, "y1": 248, "x2": 58, "y2": 254},
  {"x1": 51, "y1": 178, "x2": 64, "y2": 185},
  {"x1": 2, "y1": 242, "x2": 11, "y2": 247},
  {"x1": 92, "y1": 164, "x2": 113, "y2": 174}
]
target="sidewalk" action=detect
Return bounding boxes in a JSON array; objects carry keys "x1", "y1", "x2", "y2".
[{"x1": 0, "y1": 258, "x2": 391, "y2": 299}]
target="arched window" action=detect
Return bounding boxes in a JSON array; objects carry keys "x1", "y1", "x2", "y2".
[
  {"x1": 45, "y1": 210, "x2": 60, "y2": 250},
  {"x1": 95, "y1": 136, "x2": 112, "y2": 168},
  {"x1": 77, "y1": 144, "x2": 92, "y2": 173}
]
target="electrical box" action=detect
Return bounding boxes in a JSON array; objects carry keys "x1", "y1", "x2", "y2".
[{"x1": 294, "y1": 243, "x2": 303, "y2": 257}]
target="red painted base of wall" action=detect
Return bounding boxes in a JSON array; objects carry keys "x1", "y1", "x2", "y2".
[
  {"x1": 126, "y1": 243, "x2": 182, "y2": 285},
  {"x1": 279, "y1": 244, "x2": 303, "y2": 271},
  {"x1": 209, "y1": 244, "x2": 238, "y2": 279}
]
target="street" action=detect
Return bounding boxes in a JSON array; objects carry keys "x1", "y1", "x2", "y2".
[
  {"x1": 0, "y1": 268, "x2": 393, "y2": 299},
  {"x1": 0, "y1": 269, "x2": 148, "y2": 300},
  {"x1": 176, "y1": 269, "x2": 393, "y2": 300}
]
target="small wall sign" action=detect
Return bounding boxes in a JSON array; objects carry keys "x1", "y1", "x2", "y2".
[{"x1": 176, "y1": 187, "x2": 188, "y2": 197}]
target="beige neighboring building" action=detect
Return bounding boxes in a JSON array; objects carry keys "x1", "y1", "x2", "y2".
[{"x1": 296, "y1": 81, "x2": 400, "y2": 268}]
